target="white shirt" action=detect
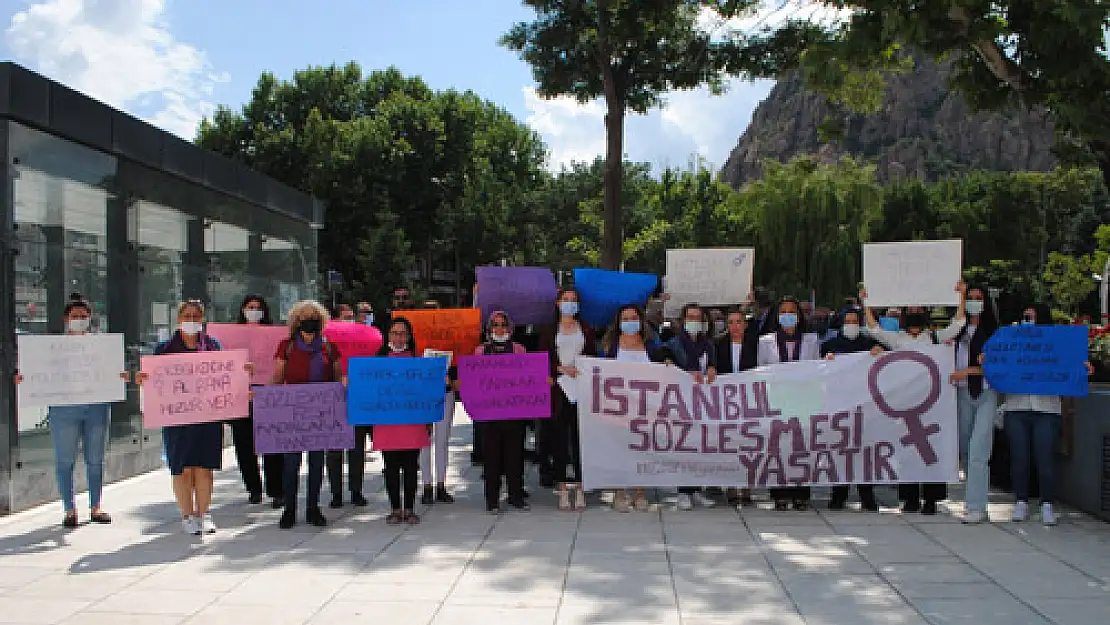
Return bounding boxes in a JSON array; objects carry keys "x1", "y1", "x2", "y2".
[
  {"x1": 867, "y1": 318, "x2": 966, "y2": 350},
  {"x1": 1002, "y1": 393, "x2": 1062, "y2": 415},
  {"x1": 555, "y1": 326, "x2": 585, "y2": 368},
  {"x1": 616, "y1": 348, "x2": 652, "y2": 364},
  {"x1": 756, "y1": 333, "x2": 821, "y2": 365},
  {"x1": 731, "y1": 343, "x2": 742, "y2": 370}
]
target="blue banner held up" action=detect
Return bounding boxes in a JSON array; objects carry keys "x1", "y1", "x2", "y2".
[
  {"x1": 346, "y1": 357, "x2": 449, "y2": 425},
  {"x1": 572, "y1": 268, "x2": 659, "y2": 328},
  {"x1": 982, "y1": 324, "x2": 1089, "y2": 397}
]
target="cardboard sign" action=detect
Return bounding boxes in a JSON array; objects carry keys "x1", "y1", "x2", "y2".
[
  {"x1": 141, "y1": 349, "x2": 251, "y2": 427},
  {"x1": 863, "y1": 240, "x2": 962, "y2": 306},
  {"x1": 458, "y1": 352, "x2": 551, "y2": 421},
  {"x1": 16, "y1": 334, "x2": 126, "y2": 407},
  {"x1": 664, "y1": 248, "x2": 754, "y2": 317},
  {"x1": 983, "y1": 325, "x2": 1089, "y2": 397},
  {"x1": 572, "y1": 268, "x2": 659, "y2": 328},
  {"x1": 252, "y1": 383, "x2": 355, "y2": 453},
  {"x1": 476, "y1": 266, "x2": 559, "y2": 326},
  {"x1": 206, "y1": 323, "x2": 288, "y2": 384},
  {"x1": 323, "y1": 321, "x2": 384, "y2": 373},
  {"x1": 398, "y1": 308, "x2": 482, "y2": 366},
  {"x1": 346, "y1": 357, "x2": 449, "y2": 425}
]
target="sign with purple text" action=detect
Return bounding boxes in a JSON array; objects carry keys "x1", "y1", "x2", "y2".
[
  {"x1": 140, "y1": 350, "x2": 251, "y2": 427},
  {"x1": 475, "y1": 266, "x2": 558, "y2": 326},
  {"x1": 252, "y1": 383, "x2": 354, "y2": 453},
  {"x1": 206, "y1": 323, "x2": 288, "y2": 384},
  {"x1": 458, "y1": 352, "x2": 551, "y2": 421},
  {"x1": 576, "y1": 345, "x2": 958, "y2": 489}
]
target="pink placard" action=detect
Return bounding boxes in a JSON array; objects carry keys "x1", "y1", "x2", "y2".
[
  {"x1": 323, "y1": 321, "x2": 384, "y2": 373},
  {"x1": 371, "y1": 423, "x2": 431, "y2": 451},
  {"x1": 141, "y1": 349, "x2": 251, "y2": 427},
  {"x1": 206, "y1": 323, "x2": 288, "y2": 384}
]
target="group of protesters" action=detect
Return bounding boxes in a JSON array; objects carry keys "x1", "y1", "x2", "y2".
[{"x1": 15, "y1": 272, "x2": 1084, "y2": 534}]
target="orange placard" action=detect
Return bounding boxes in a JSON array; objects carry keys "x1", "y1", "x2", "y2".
[{"x1": 397, "y1": 308, "x2": 483, "y2": 365}]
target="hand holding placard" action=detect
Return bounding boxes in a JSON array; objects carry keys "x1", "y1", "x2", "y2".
[
  {"x1": 140, "y1": 349, "x2": 252, "y2": 427},
  {"x1": 983, "y1": 325, "x2": 1090, "y2": 397}
]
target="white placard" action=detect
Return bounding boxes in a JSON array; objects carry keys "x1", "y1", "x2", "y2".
[
  {"x1": 862, "y1": 240, "x2": 962, "y2": 307},
  {"x1": 17, "y1": 334, "x2": 127, "y2": 407},
  {"x1": 576, "y1": 346, "x2": 958, "y2": 489},
  {"x1": 664, "y1": 248, "x2": 754, "y2": 318}
]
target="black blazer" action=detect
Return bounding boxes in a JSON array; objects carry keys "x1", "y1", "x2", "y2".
[{"x1": 714, "y1": 335, "x2": 757, "y2": 374}]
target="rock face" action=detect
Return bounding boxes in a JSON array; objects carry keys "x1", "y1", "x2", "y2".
[{"x1": 720, "y1": 56, "x2": 1058, "y2": 187}]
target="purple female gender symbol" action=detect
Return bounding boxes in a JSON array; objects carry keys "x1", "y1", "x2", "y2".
[{"x1": 867, "y1": 351, "x2": 942, "y2": 465}]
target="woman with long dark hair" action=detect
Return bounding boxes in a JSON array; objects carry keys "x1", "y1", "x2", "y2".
[{"x1": 231, "y1": 294, "x2": 284, "y2": 508}]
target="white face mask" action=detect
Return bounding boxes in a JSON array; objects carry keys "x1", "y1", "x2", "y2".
[
  {"x1": 492, "y1": 333, "x2": 511, "y2": 343},
  {"x1": 389, "y1": 343, "x2": 408, "y2": 353},
  {"x1": 966, "y1": 300, "x2": 984, "y2": 316},
  {"x1": 841, "y1": 324, "x2": 861, "y2": 340},
  {"x1": 67, "y1": 318, "x2": 90, "y2": 334},
  {"x1": 244, "y1": 310, "x2": 264, "y2": 323},
  {"x1": 179, "y1": 322, "x2": 204, "y2": 336}
]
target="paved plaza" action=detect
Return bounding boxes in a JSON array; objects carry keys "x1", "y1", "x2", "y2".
[{"x1": 1, "y1": 411, "x2": 1109, "y2": 625}]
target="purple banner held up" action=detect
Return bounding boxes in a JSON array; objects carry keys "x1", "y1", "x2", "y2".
[
  {"x1": 458, "y1": 352, "x2": 552, "y2": 421},
  {"x1": 476, "y1": 266, "x2": 558, "y2": 326},
  {"x1": 252, "y1": 382, "x2": 355, "y2": 454}
]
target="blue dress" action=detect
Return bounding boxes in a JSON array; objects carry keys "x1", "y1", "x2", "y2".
[{"x1": 155, "y1": 333, "x2": 224, "y2": 475}]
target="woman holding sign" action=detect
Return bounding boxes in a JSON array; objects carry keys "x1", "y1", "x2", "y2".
[
  {"x1": 538, "y1": 288, "x2": 597, "y2": 511},
  {"x1": 757, "y1": 296, "x2": 822, "y2": 511},
  {"x1": 13, "y1": 294, "x2": 127, "y2": 528},
  {"x1": 232, "y1": 294, "x2": 284, "y2": 508},
  {"x1": 138, "y1": 300, "x2": 227, "y2": 535}
]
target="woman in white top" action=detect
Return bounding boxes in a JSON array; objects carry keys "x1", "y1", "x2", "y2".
[{"x1": 756, "y1": 296, "x2": 822, "y2": 511}]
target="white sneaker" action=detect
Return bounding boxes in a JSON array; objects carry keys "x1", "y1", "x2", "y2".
[
  {"x1": 1041, "y1": 503, "x2": 1057, "y2": 526},
  {"x1": 1011, "y1": 501, "x2": 1029, "y2": 522},
  {"x1": 200, "y1": 514, "x2": 217, "y2": 534},
  {"x1": 693, "y1": 492, "x2": 717, "y2": 509},
  {"x1": 181, "y1": 516, "x2": 200, "y2": 535},
  {"x1": 962, "y1": 510, "x2": 987, "y2": 524},
  {"x1": 676, "y1": 494, "x2": 694, "y2": 511}
]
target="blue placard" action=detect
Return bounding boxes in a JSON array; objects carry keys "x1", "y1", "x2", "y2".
[
  {"x1": 346, "y1": 357, "x2": 449, "y2": 425},
  {"x1": 983, "y1": 325, "x2": 1089, "y2": 397},
  {"x1": 573, "y1": 268, "x2": 659, "y2": 328},
  {"x1": 879, "y1": 317, "x2": 901, "y2": 333}
]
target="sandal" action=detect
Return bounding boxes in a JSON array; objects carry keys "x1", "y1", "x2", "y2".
[
  {"x1": 558, "y1": 484, "x2": 572, "y2": 511},
  {"x1": 404, "y1": 511, "x2": 421, "y2": 525},
  {"x1": 573, "y1": 485, "x2": 587, "y2": 511},
  {"x1": 63, "y1": 512, "x2": 78, "y2": 529},
  {"x1": 90, "y1": 510, "x2": 112, "y2": 524},
  {"x1": 386, "y1": 511, "x2": 404, "y2": 525}
]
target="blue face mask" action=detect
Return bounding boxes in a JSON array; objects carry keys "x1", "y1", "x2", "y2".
[
  {"x1": 1022, "y1": 317, "x2": 1036, "y2": 325},
  {"x1": 620, "y1": 320, "x2": 641, "y2": 335},
  {"x1": 559, "y1": 301, "x2": 579, "y2": 317},
  {"x1": 363, "y1": 314, "x2": 375, "y2": 326},
  {"x1": 779, "y1": 313, "x2": 798, "y2": 330}
]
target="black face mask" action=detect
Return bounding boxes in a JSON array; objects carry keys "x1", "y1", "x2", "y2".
[
  {"x1": 905, "y1": 313, "x2": 928, "y2": 330},
  {"x1": 299, "y1": 318, "x2": 322, "y2": 334}
]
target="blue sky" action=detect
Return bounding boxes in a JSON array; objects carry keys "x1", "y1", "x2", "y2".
[{"x1": 1, "y1": 0, "x2": 775, "y2": 170}]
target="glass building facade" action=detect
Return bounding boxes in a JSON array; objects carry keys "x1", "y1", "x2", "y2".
[{"x1": 0, "y1": 63, "x2": 324, "y2": 514}]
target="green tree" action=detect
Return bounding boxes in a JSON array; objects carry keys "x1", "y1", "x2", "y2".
[{"x1": 502, "y1": 0, "x2": 759, "y2": 269}]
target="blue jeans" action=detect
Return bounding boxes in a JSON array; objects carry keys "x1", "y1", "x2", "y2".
[
  {"x1": 1004, "y1": 410, "x2": 1060, "y2": 504},
  {"x1": 957, "y1": 386, "x2": 997, "y2": 513},
  {"x1": 283, "y1": 451, "x2": 325, "y2": 512},
  {"x1": 49, "y1": 404, "x2": 110, "y2": 512}
]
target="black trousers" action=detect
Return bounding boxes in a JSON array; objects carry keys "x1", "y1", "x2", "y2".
[
  {"x1": 384, "y1": 449, "x2": 420, "y2": 510},
  {"x1": 229, "y1": 412, "x2": 284, "y2": 499},
  {"x1": 325, "y1": 426, "x2": 372, "y2": 497},
  {"x1": 550, "y1": 399, "x2": 582, "y2": 483},
  {"x1": 831, "y1": 484, "x2": 875, "y2": 504},
  {"x1": 899, "y1": 483, "x2": 947, "y2": 503},
  {"x1": 770, "y1": 486, "x2": 811, "y2": 502},
  {"x1": 472, "y1": 421, "x2": 486, "y2": 462},
  {"x1": 536, "y1": 417, "x2": 556, "y2": 472},
  {"x1": 483, "y1": 420, "x2": 526, "y2": 507}
]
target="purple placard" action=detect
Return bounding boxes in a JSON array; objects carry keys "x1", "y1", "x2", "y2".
[
  {"x1": 475, "y1": 266, "x2": 558, "y2": 326},
  {"x1": 458, "y1": 352, "x2": 552, "y2": 421},
  {"x1": 252, "y1": 382, "x2": 355, "y2": 453}
]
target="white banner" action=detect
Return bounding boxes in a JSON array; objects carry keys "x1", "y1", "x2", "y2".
[
  {"x1": 862, "y1": 240, "x2": 962, "y2": 307},
  {"x1": 577, "y1": 346, "x2": 958, "y2": 489},
  {"x1": 17, "y1": 334, "x2": 127, "y2": 407},
  {"x1": 664, "y1": 248, "x2": 754, "y2": 317}
]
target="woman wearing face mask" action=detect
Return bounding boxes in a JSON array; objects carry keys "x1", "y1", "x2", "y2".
[
  {"x1": 13, "y1": 294, "x2": 127, "y2": 528},
  {"x1": 757, "y1": 296, "x2": 821, "y2": 511},
  {"x1": 662, "y1": 303, "x2": 719, "y2": 511},
  {"x1": 820, "y1": 308, "x2": 885, "y2": 512},
  {"x1": 137, "y1": 300, "x2": 226, "y2": 535},
  {"x1": 949, "y1": 285, "x2": 999, "y2": 524},
  {"x1": 272, "y1": 300, "x2": 343, "y2": 529},
  {"x1": 537, "y1": 288, "x2": 597, "y2": 511},
  {"x1": 229, "y1": 295, "x2": 284, "y2": 508},
  {"x1": 600, "y1": 304, "x2": 667, "y2": 512},
  {"x1": 715, "y1": 306, "x2": 758, "y2": 507},
  {"x1": 475, "y1": 311, "x2": 531, "y2": 514},
  {"x1": 862, "y1": 283, "x2": 967, "y2": 514}
]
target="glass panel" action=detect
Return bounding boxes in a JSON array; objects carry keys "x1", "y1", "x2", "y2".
[
  {"x1": 205, "y1": 220, "x2": 250, "y2": 322},
  {"x1": 132, "y1": 199, "x2": 191, "y2": 349}
]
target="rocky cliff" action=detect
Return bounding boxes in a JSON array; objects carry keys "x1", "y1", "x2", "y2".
[{"x1": 720, "y1": 56, "x2": 1058, "y2": 186}]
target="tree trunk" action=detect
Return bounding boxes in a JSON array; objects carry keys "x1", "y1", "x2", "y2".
[{"x1": 601, "y1": 105, "x2": 624, "y2": 270}]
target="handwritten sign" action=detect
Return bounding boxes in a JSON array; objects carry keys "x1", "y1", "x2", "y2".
[
  {"x1": 140, "y1": 349, "x2": 251, "y2": 427},
  {"x1": 862, "y1": 240, "x2": 962, "y2": 307},
  {"x1": 983, "y1": 325, "x2": 1089, "y2": 397},
  {"x1": 572, "y1": 268, "x2": 659, "y2": 328},
  {"x1": 346, "y1": 357, "x2": 448, "y2": 425},
  {"x1": 399, "y1": 308, "x2": 482, "y2": 366},
  {"x1": 323, "y1": 321, "x2": 383, "y2": 373},
  {"x1": 664, "y1": 248, "x2": 754, "y2": 317},
  {"x1": 16, "y1": 334, "x2": 126, "y2": 407},
  {"x1": 206, "y1": 323, "x2": 287, "y2": 384},
  {"x1": 252, "y1": 383, "x2": 354, "y2": 453},
  {"x1": 458, "y1": 352, "x2": 551, "y2": 421},
  {"x1": 475, "y1": 266, "x2": 558, "y2": 326},
  {"x1": 576, "y1": 347, "x2": 958, "y2": 489}
]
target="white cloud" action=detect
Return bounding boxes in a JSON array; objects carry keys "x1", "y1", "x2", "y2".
[
  {"x1": 523, "y1": 79, "x2": 774, "y2": 172},
  {"x1": 5, "y1": 0, "x2": 227, "y2": 139}
]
